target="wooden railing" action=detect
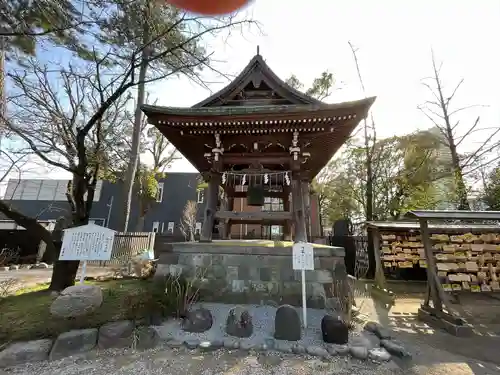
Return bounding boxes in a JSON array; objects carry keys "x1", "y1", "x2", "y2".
[{"x1": 87, "y1": 232, "x2": 156, "y2": 266}]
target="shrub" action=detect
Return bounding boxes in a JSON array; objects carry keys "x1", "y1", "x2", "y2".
[{"x1": 125, "y1": 272, "x2": 202, "y2": 322}]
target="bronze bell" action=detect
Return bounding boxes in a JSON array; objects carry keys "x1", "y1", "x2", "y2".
[{"x1": 247, "y1": 181, "x2": 265, "y2": 206}]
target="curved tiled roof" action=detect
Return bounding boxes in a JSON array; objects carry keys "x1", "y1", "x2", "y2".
[{"x1": 192, "y1": 54, "x2": 323, "y2": 107}]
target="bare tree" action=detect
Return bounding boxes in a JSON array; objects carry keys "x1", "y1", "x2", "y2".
[
  {"x1": 418, "y1": 49, "x2": 499, "y2": 210},
  {"x1": 1, "y1": 54, "x2": 136, "y2": 290},
  {"x1": 180, "y1": 200, "x2": 198, "y2": 242},
  {"x1": 95, "y1": 1, "x2": 258, "y2": 232},
  {"x1": 347, "y1": 41, "x2": 378, "y2": 277}
]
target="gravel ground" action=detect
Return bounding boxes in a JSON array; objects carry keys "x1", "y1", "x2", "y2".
[
  {"x1": 155, "y1": 302, "x2": 329, "y2": 348},
  {"x1": 0, "y1": 346, "x2": 402, "y2": 375}
]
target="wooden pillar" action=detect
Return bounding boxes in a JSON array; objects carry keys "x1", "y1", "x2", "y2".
[
  {"x1": 200, "y1": 172, "x2": 221, "y2": 243},
  {"x1": 301, "y1": 181, "x2": 311, "y2": 241},
  {"x1": 283, "y1": 187, "x2": 291, "y2": 241},
  {"x1": 220, "y1": 187, "x2": 234, "y2": 240},
  {"x1": 292, "y1": 177, "x2": 307, "y2": 243}
]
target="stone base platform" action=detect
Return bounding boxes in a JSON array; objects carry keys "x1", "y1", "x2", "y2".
[{"x1": 155, "y1": 240, "x2": 345, "y2": 309}]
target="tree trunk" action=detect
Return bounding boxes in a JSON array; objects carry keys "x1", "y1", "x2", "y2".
[
  {"x1": 49, "y1": 173, "x2": 90, "y2": 291},
  {"x1": 432, "y1": 52, "x2": 470, "y2": 211},
  {"x1": 0, "y1": 200, "x2": 57, "y2": 256},
  {"x1": 365, "y1": 122, "x2": 376, "y2": 279},
  {"x1": 121, "y1": 53, "x2": 149, "y2": 231},
  {"x1": 135, "y1": 215, "x2": 145, "y2": 232}
]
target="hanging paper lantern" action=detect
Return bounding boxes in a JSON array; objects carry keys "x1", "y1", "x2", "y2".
[{"x1": 167, "y1": 0, "x2": 251, "y2": 15}]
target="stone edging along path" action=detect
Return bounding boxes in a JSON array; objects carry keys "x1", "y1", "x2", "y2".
[{"x1": 0, "y1": 305, "x2": 412, "y2": 369}]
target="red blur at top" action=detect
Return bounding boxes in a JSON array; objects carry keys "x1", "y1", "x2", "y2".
[{"x1": 167, "y1": 0, "x2": 251, "y2": 15}]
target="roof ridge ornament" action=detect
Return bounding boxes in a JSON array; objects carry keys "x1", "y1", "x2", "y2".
[{"x1": 257, "y1": 45, "x2": 260, "y2": 56}]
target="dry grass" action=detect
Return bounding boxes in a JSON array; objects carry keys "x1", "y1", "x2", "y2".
[{"x1": 0, "y1": 279, "x2": 151, "y2": 343}]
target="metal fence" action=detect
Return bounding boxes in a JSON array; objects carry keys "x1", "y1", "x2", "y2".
[{"x1": 87, "y1": 232, "x2": 156, "y2": 266}]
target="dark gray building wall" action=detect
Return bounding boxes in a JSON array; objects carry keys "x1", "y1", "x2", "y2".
[{"x1": 2, "y1": 172, "x2": 207, "y2": 235}]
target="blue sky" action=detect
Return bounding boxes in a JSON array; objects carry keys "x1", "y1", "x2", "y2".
[{"x1": 3, "y1": 0, "x2": 500, "y2": 183}]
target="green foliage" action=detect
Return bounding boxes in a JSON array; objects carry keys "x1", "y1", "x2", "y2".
[
  {"x1": 96, "y1": 0, "x2": 206, "y2": 79},
  {"x1": 315, "y1": 129, "x2": 455, "y2": 225},
  {"x1": 482, "y1": 165, "x2": 500, "y2": 210},
  {"x1": 285, "y1": 71, "x2": 334, "y2": 101},
  {"x1": 305, "y1": 72, "x2": 334, "y2": 100},
  {"x1": 1, "y1": 0, "x2": 95, "y2": 59},
  {"x1": 285, "y1": 75, "x2": 303, "y2": 90}
]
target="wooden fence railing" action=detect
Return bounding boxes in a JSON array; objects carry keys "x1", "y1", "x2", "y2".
[{"x1": 87, "y1": 232, "x2": 156, "y2": 266}]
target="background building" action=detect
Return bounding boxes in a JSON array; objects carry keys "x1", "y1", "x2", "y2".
[
  {"x1": 1, "y1": 173, "x2": 322, "y2": 240},
  {"x1": 1, "y1": 173, "x2": 206, "y2": 236}
]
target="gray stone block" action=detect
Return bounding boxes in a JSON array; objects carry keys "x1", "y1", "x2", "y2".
[
  {"x1": 238, "y1": 265, "x2": 251, "y2": 280},
  {"x1": 269, "y1": 268, "x2": 280, "y2": 282},
  {"x1": 199, "y1": 340, "x2": 221, "y2": 351},
  {"x1": 319, "y1": 257, "x2": 336, "y2": 270},
  {"x1": 280, "y1": 268, "x2": 295, "y2": 282},
  {"x1": 259, "y1": 268, "x2": 271, "y2": 282},
  {"x1": 0, "y1": 339, "x2": 53, "y2": 368},
  {"x1": 350, "y1": 346, "x2": 368, "y2": 360},
  {"x1": 226, "y1": 266, "x2": 238, "y2": 281},
  {"x1": 275, "y1": 341, "x2": 293, "y2": 353},
  {"x1": 250, "y1": 281, "x2": 267, "y2": 292},
  {"x1": 50, "y1": 328, "x2": 98, "y2": 361},
  {"x1": 202, "y1": 255, "x2": 213, "y2": 267},
  {"x1": 239, "y1": 340, "x2": 257, "y2": 350},
  {"x1": 167, "y1": 340, "x2": 183, "y2": 348},
  {"x1": 98, "y1": 320, "x2": 135, "y2": 349},
  {"x1": 380, "y1": 339, "x2": 411, "y2": 359},
  {"x1": 222, "y1": 255, "x2": 243, "y2": 267},
  {"x1": 292, "y1": 343, "x2": 306, "y2": 354},
  {"x1": 211, "y1": 265, "x2": 227, "y2": 279},
  {"x1": 184, "y1": 338, "x2": 200, "y2": 350},
  {"x1": 231, "y1": 280, "x2": 246, "y2": 293},
  {"x1": 328, "y1": 344, "x2": 349, "y2": 356},
  {"x1": 306, "y1": 345, "x2": 329, "y2": 357},
  {"x1": 135, "y1": 326, "x2": 159, "y2": 350},
  {"x1": 223, "y1": 337, "x2": 240, "y2": 349},
  {"x1": 364, "y1": 321, "x2": 391, "y2": 340},
  {"x1": 368, "y1": 347, "x2": 391, "y2": 362},
  {"x1": 350, "y1": 332, "x2": 379, "y2": 350},
  {"x1": 158, "y1": 253, "x2": 179, "y2": 265},
  {"x1": 266, "y1": 282, "x2": 280, "y2": 295}
]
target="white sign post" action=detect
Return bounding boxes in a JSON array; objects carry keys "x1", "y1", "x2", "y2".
[
  {"x1": 292, "y1": 241, "x2": 314, "y2": 328},
  {"x1": 59, "y1": 224, "x2": 115, "y2": 284}
]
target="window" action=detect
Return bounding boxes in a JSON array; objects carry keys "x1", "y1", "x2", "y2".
[
  {"x1": 195, "y1": 222, "x2": 202, "y2": 235},
  {"x1": 197, "y1": 190, "x2": 204, "y2": 203},
  {"x1": 167, "y1": 222, "x2": 175, "y2": 234},
  {"x1": 152, "y1": 221, "x2": 161, "y2": 233},
  {"x1": 262, "y1": 197, "x2": 284, "y2": 212},
  {"x1": 156, "y1": 182, "x2": 164, "y2": 202}
]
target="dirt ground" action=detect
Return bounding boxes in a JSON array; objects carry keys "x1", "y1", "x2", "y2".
[{"x1": 0, "y1": 265, "x2": 114, "y2": 289}]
